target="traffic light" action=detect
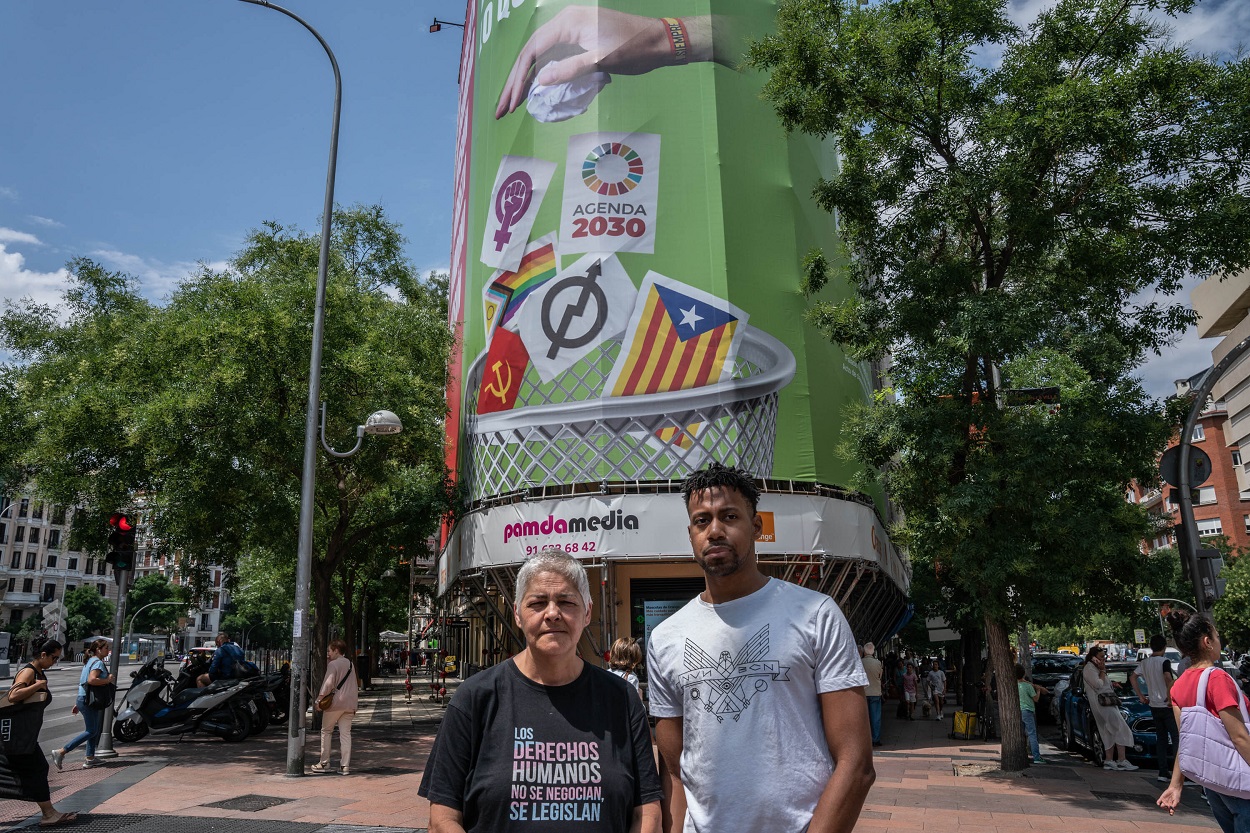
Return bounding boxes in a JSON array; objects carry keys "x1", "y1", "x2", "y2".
[
  {"x1": 1197, "y1": 546, "x2": 1227, "y2": 604},
  {"x1": 106, "y1": 512, "x2": 136, "y2": 572}
]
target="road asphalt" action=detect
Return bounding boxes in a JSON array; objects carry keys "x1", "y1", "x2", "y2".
[{"x1": 0, "y1": 669, "x2": 1225, "y2": 832}]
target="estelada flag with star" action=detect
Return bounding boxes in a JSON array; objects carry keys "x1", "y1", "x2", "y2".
[
  {"x1": 604, "y1": 271, "x2": 748, "y2": 398},
  {"x1": 475, "y1": 327, "x2": 530, "y2": 415}
]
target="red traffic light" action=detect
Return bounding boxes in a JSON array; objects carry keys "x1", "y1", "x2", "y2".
[{"x1": 108, "y1": 512, "x2": 133, "y2": 532}]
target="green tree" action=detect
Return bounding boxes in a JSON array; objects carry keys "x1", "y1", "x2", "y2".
[
  {"x1": 63, "y1": 586, "x2": 114, "y2": 644},
  {"x1": 749, "y1": 0, "x2": 1250, "y2": 769},
  {"x1": 1214, "y1": 554, "x2": 1250, "y2": 651},
  {"x1": 125, "y1": 574, "x2": 191, "y2": 634},
  {"x1": 0, "y1": 205, "x2": 454, "y2": 685}
]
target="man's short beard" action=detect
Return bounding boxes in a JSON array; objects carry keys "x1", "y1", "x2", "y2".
[{"x1": 695, "y1": 548, "x2": 744, "y2": 577}]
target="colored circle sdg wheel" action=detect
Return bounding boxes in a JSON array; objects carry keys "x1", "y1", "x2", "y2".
[{"x1": 582, "y1": 142, "x2": 644, "y2": 196}]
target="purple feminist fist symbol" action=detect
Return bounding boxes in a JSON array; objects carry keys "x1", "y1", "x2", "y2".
[{"x1": 493, "y1": 171, "x2": 534, "y2": 251}]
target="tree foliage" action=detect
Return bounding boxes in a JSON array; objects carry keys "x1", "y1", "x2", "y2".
[
  {"x1": 749, "y1": 0, "x2": 1250, "y2": 769},
  {"x1": 0, "y1": 205, "x2": 455, "y2": 680},
  {"x1": 63, "y1": 586, "x2": 114, "y2": 643},
  {"x1": 125, "y1": 574, "x2": 191, "y2": 634}
]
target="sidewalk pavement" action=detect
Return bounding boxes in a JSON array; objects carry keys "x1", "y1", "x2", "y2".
[{"x1": 1, "y1": 678, "x2": 1224, "y2": 833}]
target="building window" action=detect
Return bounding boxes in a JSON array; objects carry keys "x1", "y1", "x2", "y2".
[
  {"x1": 46, "y1": 554, "x2": 57, "y2": 569},
  {"x1": 14, "y1": 527, "x2": 24, "y2": 544},
  {"x1": 47, "y1": 530, "x2": 60, "y2": 549},
  {"x1": 85, "y1": 558, "x2": 95, "y2": 574},
  {"x1": 97, "y1": 583, "x2": 106, "y2": 595},
  {"x1": 9, "y1": 610, "x2": 21, "y2": 625},
  {"x1": 66, "y1": 584, "x2": 75, "y2": 594},
  {"x1": 22, "y1": 578, "x2": 33, "y2": 593},
  {"x1": 42, "y1": 583, "x2": 55, "y2": 603},
  {"x1": 51, "y1": 506, "x2": 65, "y2": 525},
  {"x1": 9, "y1": 551, "x2": 19, "y2": 569},
  {"x1": 1199, "y1": 487, "x2": 1218, "y2": 506},
  {"x1": 68, "y1": 557, "x2": 78, "y2": 571},
  {"x1": 200, "y1": 613, "x2": 212, "y2": 632},
  {"x1": 31, "y1": 503, "x2": 42, "y2": 521},
  {"x1": 1193, "y1": 424, "x2": 1206, "y2": 441},
  {"x1": 28, "y1": 528, "x2": 38, "y2": 545},
  {"x1": 5, "y1": 578, "x2": 13, "y2": 592},
  {"x1": 24, "y1": 552, "x2": 36, "y2": 570},
  {"x1": 0, "y1": 524, "x2": 6, "y2": 544},
  {"x1": 97, "y1": 560, "x2": 106, "y2": 576},
  {"x1": 18, "y1": 499, "x2": 28, "y2": 518},
  {"x1": 1234, "y1": 450, "x2": 1243, "y2": 467},
  {"x1": 1197, "y1": 517, "x2": 1224, "y2": 537}
]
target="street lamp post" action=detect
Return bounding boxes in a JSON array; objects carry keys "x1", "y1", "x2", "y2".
[
  {"x1": 1142, "y1": 595, "x2": 1198, "y2": 639},
  {"x1": 235, "y1": 0, "x2": 342, "y2": 777}
]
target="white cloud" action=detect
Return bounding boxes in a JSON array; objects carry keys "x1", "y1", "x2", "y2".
[
  {"x1": 0, "y1": 186, "x2": 16, "y2": 201},
  {"x1": 0, "y1": 228, "x2": 43, "y2": 246},
  {"x1": 1138, "y1": 326, "x2": 1221, "y2": 400},
  {"x1": 1006, "y1": 0, "x2": 1249, "y2": 57},
  {"x1": 0, "y1": 244, "x2": 71, "y2": 310},
  {"x1": 89, "y1": 248, "x2": 228, "y2": 302},
  {"x1": 27, "y1": 215, "x2": 63, "y2": 229}
]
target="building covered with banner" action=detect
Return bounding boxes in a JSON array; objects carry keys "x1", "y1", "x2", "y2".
[{"x1": 436, "y1": 0, "x2": 910, "y2": 675}]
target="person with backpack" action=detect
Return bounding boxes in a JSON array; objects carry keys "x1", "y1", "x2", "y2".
[
  {"x1": 50, "y1": 638, "x2": 115, "y2": 771},
  {"x1": 197, "y1": 631, "x2": 245, "y2": 687},
  {"x1": 1158, "y1": 610, "x2": 1250, "y2": 832},
  {"x1": 0, "y1": 639, "x2": 78, "y2": 827}
]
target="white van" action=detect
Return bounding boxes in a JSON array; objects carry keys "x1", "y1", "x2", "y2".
[{"x1": 1134, "y1": 647, "x2": 1182, "y2": 665}]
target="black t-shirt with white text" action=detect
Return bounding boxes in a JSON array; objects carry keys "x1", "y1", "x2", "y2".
[{"x1": 418, "y1": 659, "x2": 661, "y2": 832}]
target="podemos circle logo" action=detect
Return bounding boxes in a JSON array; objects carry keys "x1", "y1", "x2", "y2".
[{"x1": 581, "y1": 142, "x2": 644, "y2": 196}]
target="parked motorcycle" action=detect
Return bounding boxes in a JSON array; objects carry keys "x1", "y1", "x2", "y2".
[
  {"x1": 112, "y1": 655, "x2": 255, "y2": 743},
  {"x1": 172, "y1": 649, "x2": 275, "y2": 734}
]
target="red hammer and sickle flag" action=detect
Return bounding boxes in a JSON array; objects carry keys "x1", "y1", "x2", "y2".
[{"x1": 476, "y1": 327, "x2": 530, "y2": 414}]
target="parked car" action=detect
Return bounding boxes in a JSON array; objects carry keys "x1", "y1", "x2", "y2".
[
  {"x1": 1055, "y1": 661, "x2": 1157, "y2": 767},
  {"x1": 1030, "y1": 653, "x2": 1081, "y2": 722}
]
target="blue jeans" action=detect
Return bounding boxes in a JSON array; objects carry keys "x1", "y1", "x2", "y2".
[
  {"x1": 63, "y1": 695, "x2": 104, "y2": 759},
  {"x1": 1021, "y1": 709, "x2": 1040, "y2": 759},
  {"x1": 1151, "y1": 705, "x2": 1179, "y2": 776},
  {"x1": 1207, "y1": 789, "x2": 1250, "y2": 833},
  {"x1": 867, "y1": 695, "x2": 882, "y2": 743}
]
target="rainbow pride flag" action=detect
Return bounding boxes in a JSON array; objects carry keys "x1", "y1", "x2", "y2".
[{"x1": 482, "y1": 235, "x2": 558, "y2": 340}]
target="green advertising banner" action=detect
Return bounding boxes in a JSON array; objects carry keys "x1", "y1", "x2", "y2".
[{"x1": 447, "y1": 0, "x2": 874, "y2": 502}]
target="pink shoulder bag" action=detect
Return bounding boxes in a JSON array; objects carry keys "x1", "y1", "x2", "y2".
[{"x1": 1177, "y1": 667, "x2": 1250, "y2": 799}]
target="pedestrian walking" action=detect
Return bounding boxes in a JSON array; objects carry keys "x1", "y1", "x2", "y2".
[
  {"x1": 420, "y1": 549, "x2": 661, "y2": 833},
  {"x1": 607, "y1": 636, "x2": 643, "y2": 700},
  {"x1": 50, "y1": 638, "x2": 115, "y2": 771},
  {"x1": 312, "y1": 639, "x2": 357, "y2": 775},
  {"x1": 862, "y1": 642, "x2": 884, "y2": 746},
  {"x1": 903, "y1": 662, "x2": 919, "y2": 720},
  {"x1": 648, "y1": 463, "x2": 874, "y2": 833},
  {"x1": 1016, "y1": 663, "x2": 1047, "y2": 764},
  {"x1": 1082, "y1": 645, "x2": 1138, "y2": 770},
  {"x1": 927, "y1": 660, "x2": 947, "y2": 719},
  {"x1": 1158, "y1": 609, "x2": 1250, "y2": 832},
  {"x1": 0, "y1": 639, "x2": 78, "y2": 827},
  {"x1": 1133, "y1": 633, "x2": 1179, "y2": 784}
]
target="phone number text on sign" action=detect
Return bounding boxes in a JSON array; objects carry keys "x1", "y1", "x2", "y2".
[{"x1": 523, "y1": 541, "x2": 598, "y2": 556}]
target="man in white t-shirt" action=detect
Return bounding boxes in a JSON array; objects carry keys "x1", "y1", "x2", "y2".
[
  {"x1": 926, "y1": 661, "x2": 947, "y2": 719},
  {"x1": 1132, "y1": 634, "x2": 1177, "y2": 782},
  {"x1": 647, "y1": 463, "x2": 874, "y2": 833}
]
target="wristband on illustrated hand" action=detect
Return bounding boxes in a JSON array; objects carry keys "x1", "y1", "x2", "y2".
[{"x1": 662, "y1": 18, "x2": 689, "y2": 64}]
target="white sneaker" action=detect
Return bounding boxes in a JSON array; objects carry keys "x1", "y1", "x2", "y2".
[
  {"x1": 1103, "y1": 761, "x2": 1118, "y2": 770},
  {"x1": 1118, "y1": 761, "x2": 1139, "y2": 771}
]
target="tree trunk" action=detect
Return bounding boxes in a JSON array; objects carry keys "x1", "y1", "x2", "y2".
[{"x1": 985, "y1": 612, "x2": 1030, "y2": 771}]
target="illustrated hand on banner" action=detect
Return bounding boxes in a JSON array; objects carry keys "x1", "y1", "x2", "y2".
[
  {"x1": 481, "y1": 156, "x2": 557, "y2": 271},
  {"x1": 516, "y1": 253, "x2": 638, "y2": 382}
]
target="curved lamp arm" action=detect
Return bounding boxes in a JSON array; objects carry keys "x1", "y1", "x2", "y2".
[{"x1": 320, "y1": 401, "x2": 365, "y2": 458}]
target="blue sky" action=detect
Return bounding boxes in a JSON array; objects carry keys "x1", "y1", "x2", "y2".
[{"x1": 1, "y1": 0, "x2": 1247, "y2": 400}]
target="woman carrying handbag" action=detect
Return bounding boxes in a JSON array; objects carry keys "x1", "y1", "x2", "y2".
[
  {"x1": 0, "y1": 638, "x2": 78, "y2": 827},
  {"x1": 311, "y1": 639, "x2": 357, "y2": 775},
  {"x1": 1158, "y1": 610, "x2": 1250, "y2": 832},
  {"x1": 1081, "y1": 645, "x2": 1138, "y2": 770},
  {"x1": 50, "y1": 638, "x2": 115, "y2": 771}
]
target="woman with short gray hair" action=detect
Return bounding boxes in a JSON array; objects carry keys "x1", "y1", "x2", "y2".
[{"x1": 420, "y1": 548, "x2": 660, "y2": 833}]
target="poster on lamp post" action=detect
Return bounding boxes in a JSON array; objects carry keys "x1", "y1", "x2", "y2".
[{"x1": 444, "y1": 0, "x2": 878, "y2": 503}]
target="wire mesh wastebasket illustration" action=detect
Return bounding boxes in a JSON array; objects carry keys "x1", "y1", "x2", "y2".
[{"x1": 462, "y1": 325, "x2": 796, "y2": 501}]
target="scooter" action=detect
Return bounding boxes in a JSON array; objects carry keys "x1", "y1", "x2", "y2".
[
  {"x1": 112, "y1": 655, "x2": 254, "y2": 743},
  {"x1": 172, "y1": 650, "x2": 275, "y2": 734}
]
